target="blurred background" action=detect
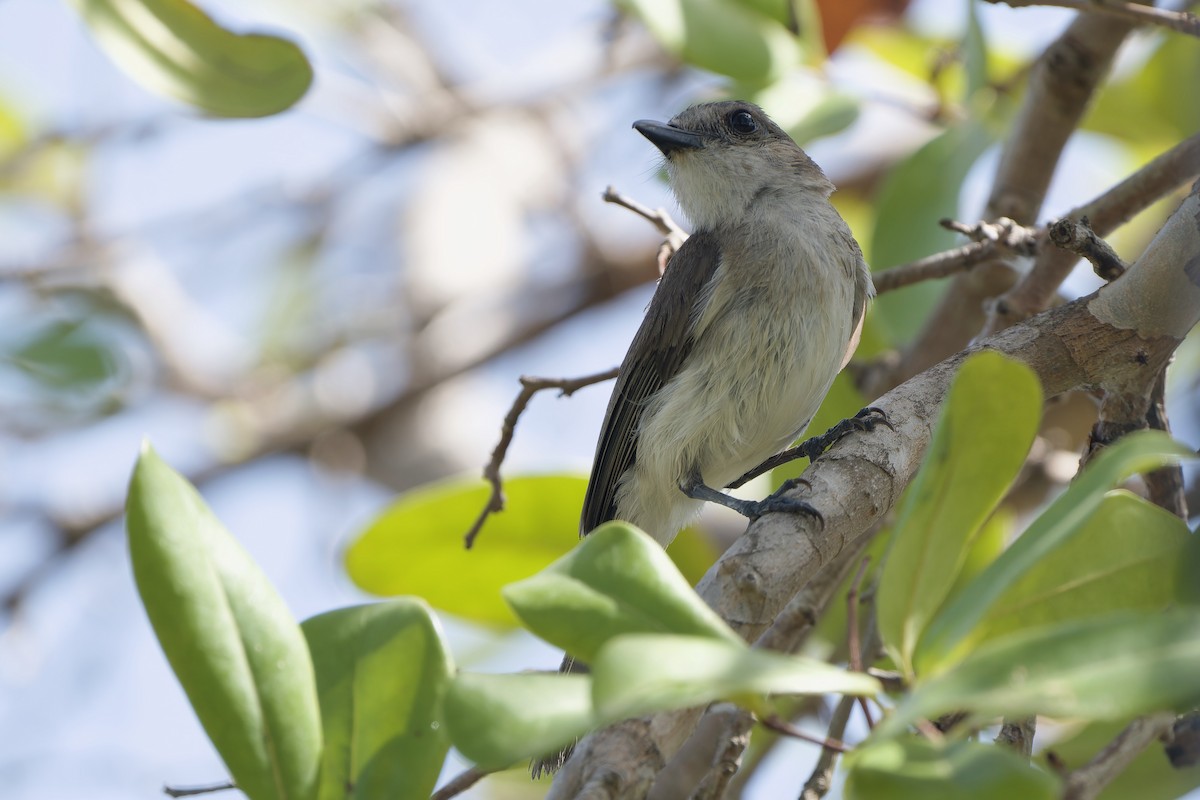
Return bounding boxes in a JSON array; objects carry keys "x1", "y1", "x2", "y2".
[{"x1": 0, "y1": 0, "x2": 1197, "y2": 797}]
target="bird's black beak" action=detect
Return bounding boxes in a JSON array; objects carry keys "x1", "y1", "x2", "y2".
[{"x1": 634, "y1": 120, "x2": 704, "y2": 156}]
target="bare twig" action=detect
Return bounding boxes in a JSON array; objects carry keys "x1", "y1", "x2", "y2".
[
  {"x1": 846, "y1": 557, "x2": 875, "y2": 730},
  {"x1": 163, "y1": 782, "x2": 235, "y2": 798},
  {"x1": 761, "y1": 716, "x2": 850, "y2": 752},
  {"x1": 1063, "y1": 712, "x2": 1178, "y2": 800},
  {"x1": 995, "y1": 716, "x2": 1037, "y2": 758},
  {"x1": 464, "y1": 368, "x2": 619, "y2": 548},
  {"x1": 984, "y1": 132, "x2": 1200, "y2": 333},
  {"x1": 603, "y1": 185, "x2": 689, "y2": 273},
  {"x1": 1048, "y1": 217, "x2": 1128, "y2": 281},
  {"x1": 431, "y1": 766, "x2": 490, "y2": 800},
  {"x1": 986, "y1": 0, "x2": 1200, "y2": 36},
  {"x1": 800, "y1": 696, "x2": 857, "y2": 800},
  {"x1": 874, "y1": 217, "x2": 1041, "y2": 294}
]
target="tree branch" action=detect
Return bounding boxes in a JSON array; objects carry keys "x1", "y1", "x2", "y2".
[
  {"x1": 986, "y1": 0, "x2": 1200, "y2": 37},
  {"x1": 550, "y1": 181, "x2": 1200, "y2": 800}
]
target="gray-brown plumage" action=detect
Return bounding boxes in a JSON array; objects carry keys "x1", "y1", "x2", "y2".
[{"x1": 582, "y1": 101, "x2": 873, "y2": 546}]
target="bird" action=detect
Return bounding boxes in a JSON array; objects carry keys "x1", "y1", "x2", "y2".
[
  {"x1": 581, "y1": 100, "x2": 877, "y2": 548},
  {"x1": 533, "y1": 101, "x2": 879, "y2": 778}
]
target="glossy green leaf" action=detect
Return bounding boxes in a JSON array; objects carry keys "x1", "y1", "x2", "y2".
[
  {"x1": 878, "y1": 352, "x2": 1042, "y2": 678},
  {"x1": 915, "y1": 431, "x2": 1195, "y2": 675},
  {"x1": 66, "y1": 0, "x2": 312, "y2": 117},
  {"x1": 301, "y1": 600, "x2": 453, "y2": 800},
  {"x1": 503, "y1": 522, "x2": 741, "y2": 662},
  {"x1": 845, "y1": 738, "x2": 1059, "y2": 800},
  {"x1": 443, "y1": 673, "x2": 594, "y2": 771},
  {"x1": 870, "y1": 119, "x2": 994, "y2": 342},
  {"x1": 618, "y1": 0, "x2": 805, "y2": 83},
  {"x1": 969, "y1": 491, "x2": 1189, "y2": 645},
  {"x1": 592, "y1": 634, "x2": 879, "y2": 721},
  {"x1": 126, "y1": 443, "x2": 320, "y2": 800},
  {"x1": 880, "y1": 609, "x2": 1200, "y2": 738},
  {"x1": 346, "y1": 475, "x2": 715, "y2": 628}
]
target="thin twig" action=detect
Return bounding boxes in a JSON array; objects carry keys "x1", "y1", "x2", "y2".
[
  {"x1": 761, "y1": 715, "x2": 850, "y2": 752},
  {"x1": 846, "y1": 557, "x2": 875, "y2": 729},
  {"x1": 874, "y1": 217, "x2": 1040, "y2": 294},
  {"x1": 163, "y1": 782, "x2": 235, "y2": 798},
  {"x1": 1047, "y1": 217, "x2": 1127, "y2": 281},
  {"x1": 602, "y1": 185, "x2": 689, "y2": 274},
  {"x1": 986, "y1": 0, "x2": 1200, "y2": 36},
  {"x1": 800, "y1": 696, "x2": 857, "y2": 800},
  {"x1": 430, "y1": 766, "x2": 490, "y2": 800},
  {"x1": 463, "y1": 368, "x2": 618, "y2": 548},
  {"x1": 983, "y1": 131, "x2": 1200, "y2": 333}
]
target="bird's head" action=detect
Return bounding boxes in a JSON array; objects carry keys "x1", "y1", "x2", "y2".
[{"x1": 634, "y1": 101, "x2": 831, "y2": 231}]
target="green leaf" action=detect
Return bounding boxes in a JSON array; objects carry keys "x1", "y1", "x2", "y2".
[
  {"x1": 969, "y1": 491, "x2": 1189, "y2": 645},
  {"x1": 915, "y1": 431, "x2": 1195, "y2": 675},
  {"x1": 618, "y1": 0, "x2": 805, "y2": 83},
  {"x1": 591, "y1": 633, "x2": 879, "y2": 721},
  {"x1": 345, "y1": 475, "x2": 715, "y2": 628},
  {"x1": 870, "y1": 119, "x2": 994, "y2": 342},
  {"x1": 879, "y1": 609, "x2": 1200, "y2": 738},
  {"x1": 963, "y1": 0, "x2": 989, "y2": 100},
  {"x1": 66, "y1": 0, "x2": 312, "y2": 117},
  {"x1": 126, "y1": 443, "x2": 320, "y2": 800},
  {"x1": 502, "y1": 522, "x2": 741, "y2": 662},
  {"x1": 845, "y1": 738, "x2": 1060, "y2": 800},
  {"x1": 7, "y1": 318, "x2": 118, "y2": 391},
  {"x1": 345, "y1": 475, "x2": 583, "y2": 628},
  {"x1": 443, "y1": 673, "x2": 595, "y2": 771},
  {"x1": 877, "y1": 352, "x2": 1042, "y2": 678},
  {"x1": 301, "y1": 600, "x2": 453, "y2": 800}
]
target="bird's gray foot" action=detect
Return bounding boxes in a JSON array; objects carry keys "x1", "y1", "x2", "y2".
[{"x1": 681, "y1": 470, "x2": 822, "y2": 525}]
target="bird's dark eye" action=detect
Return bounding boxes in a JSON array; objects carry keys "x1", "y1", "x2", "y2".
[{"x1": 728, "y1": 110, "x2": 757, "y2": 134}]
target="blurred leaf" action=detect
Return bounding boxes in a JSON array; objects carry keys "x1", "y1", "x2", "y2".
[
  {"x1": 66, "y1": 0, "x2": 312, "y2": 117},
  {"x1": 845, "y1": 738, "x2": 1059, "y2": 800},
  {"x1": 443, "y1": 673, "x2": 594, "y2": 771},
  {"x1": 1086, "y1": 33, "x2": 1200, "y2": 145},
  {"x1": 503, "y1": 522, "x2": 740, "y2": 662},
  {"x1": 345, "y1": 475, "x2": 581, "y2": 628},
  {"x1": 877, "y1": 352, "x2": 1042, "y2": 678},
  {"x1": 346, "y1": 475, "x2": 714, "y2": 629},
  {"x1": 302, "y1": 600, "x2": 453, "y2": 800},
  {"x1": 618, "y1": 0, "x2": 805, "y2": 83},
  {"x1": 592, "y1": 633, "x2": 879, "y2": 721},
  {"x1": 879, "y1": 610, "x2": 1200, "y2": 737},
  {"x1": 915, "y1": 431, "x2": 1195, "y2": 675},
  {"x1": 969, "y1": 491, "x2": 1189, "y2": 645},
  {"x1": 870, "y1": 119, "x2": 994, "y2": 342},
  {"x1": 746, "y1": 78, "x2": 860, "y2": 145},
  {"x1": 963, "y1": 0, "x2": 988, "y2": 100},
  {"x1": 6, "y1": 318, "x2": 118, "y2": 391},
  {"x1": 1039, "y1": 719, "x2": 1200, "y2": 800},
  {"x1": 126, "y1": 444, "x2": 321, "y2": 800}
]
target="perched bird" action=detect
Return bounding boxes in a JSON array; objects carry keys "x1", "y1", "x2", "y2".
[
  {"x1": 582, "y1": 100, "x2": 876, "y2": 547},
  {"x1": 534, "y1": 101, "x2": 878, "y2": 778}
]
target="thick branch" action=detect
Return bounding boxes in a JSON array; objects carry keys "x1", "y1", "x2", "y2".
[
  {"x1": 987, "y1": 0, "x2": 1200, "y2": 37},
  {"x1": 551, "y1": 183, "x2": 1200, "y2": 799}
]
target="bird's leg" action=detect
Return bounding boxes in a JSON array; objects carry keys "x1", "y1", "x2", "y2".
[
  {"x1": 726, "y1": 407, "x2": 892, "y2": 489},
  {"x1": 681, "y1": 468, "x2": 823, "y2": 525}
]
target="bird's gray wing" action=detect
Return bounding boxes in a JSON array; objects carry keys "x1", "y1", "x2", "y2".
[
  {"x1": 580, "y1": 231, "x2": 722, "y2": 535},
  {"x1": 840, "y1": 233, "x2": 874, "y2": 371}
]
